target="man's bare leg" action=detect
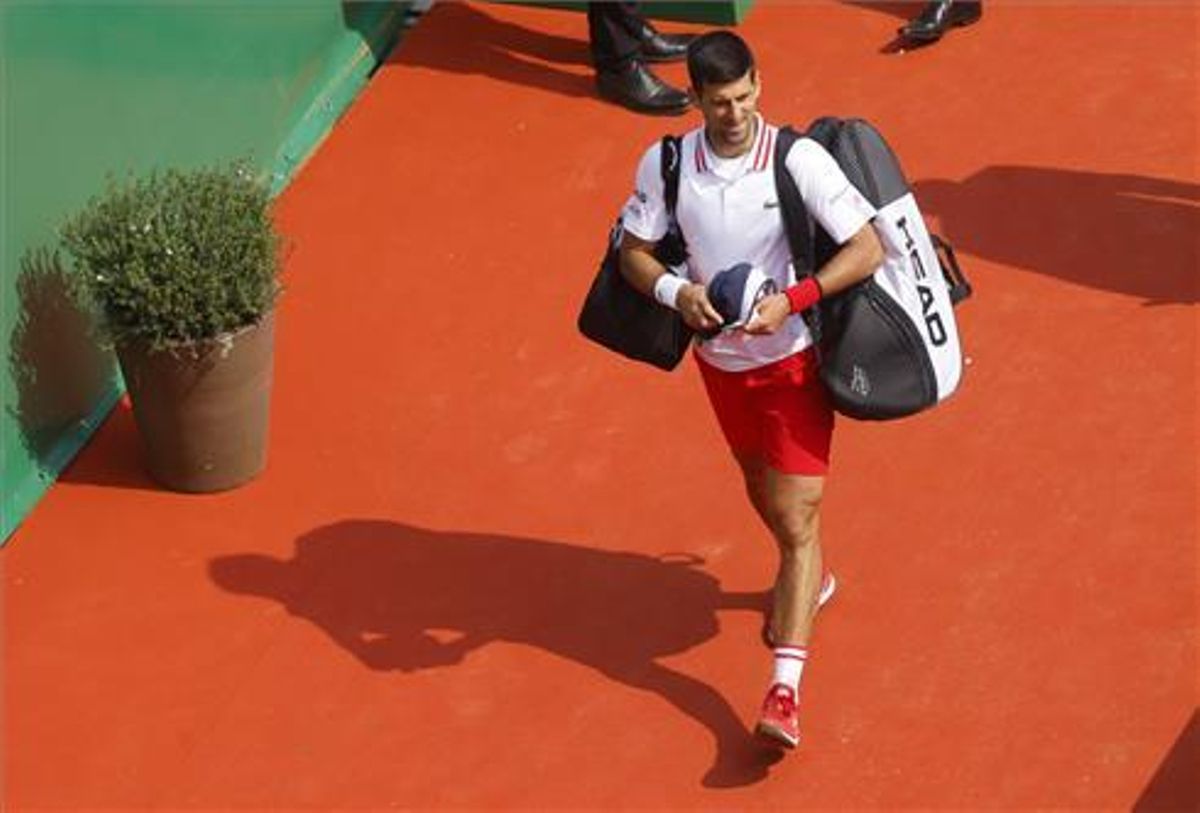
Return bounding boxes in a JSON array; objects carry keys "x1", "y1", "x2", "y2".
[
  {"x1": 762, "y1": 468, "x2": 825, "y2": 646},
  {"x1": 734, "y1": 454, "x2": 825, "y2": 645},
  {"x1": 735, "y1": 454, "x2": 826, "y2": 747}
]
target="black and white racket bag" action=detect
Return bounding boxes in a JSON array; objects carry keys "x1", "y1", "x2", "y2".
[{"x1": 776, "y1": 118, "x2": 972, "y2": 420}]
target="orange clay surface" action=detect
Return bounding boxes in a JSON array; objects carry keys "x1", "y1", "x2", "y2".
[{"x1": 3, "y1": 2, "x2": 1196, "y2": 808}]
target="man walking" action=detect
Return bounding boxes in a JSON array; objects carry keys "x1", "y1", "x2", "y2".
[{"x1": 618, "y1": 31, "x2": 883, "y2": 748}]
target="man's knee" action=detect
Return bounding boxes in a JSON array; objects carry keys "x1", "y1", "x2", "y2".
[
  {"x1": 765, "y1": 477, "x2": 823, "y2": 552},
  {"x1": 770, "y1": 507, "x2": 819, "y2": 553}
]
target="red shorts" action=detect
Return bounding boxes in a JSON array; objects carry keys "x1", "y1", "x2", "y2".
[{"x1": 696, "y1": 349, "x2": 834, "y2": 476}]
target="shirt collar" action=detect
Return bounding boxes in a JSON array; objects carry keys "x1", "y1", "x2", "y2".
[{"x1": 694, "y1": 114, "x2": 773, "y2": 177}]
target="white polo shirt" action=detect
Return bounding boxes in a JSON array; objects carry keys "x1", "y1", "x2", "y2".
[{"x1": 622, "y1": 114, "x2": 876, "y2": 372}]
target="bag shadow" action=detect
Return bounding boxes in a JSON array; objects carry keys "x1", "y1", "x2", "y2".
[{"x1": 914, "y1": 167, "x2": 1199, "y2": 305}]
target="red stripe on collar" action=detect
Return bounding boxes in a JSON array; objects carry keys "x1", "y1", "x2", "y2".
[
  {"x1": 750, "y1": 121, "x2": 767, "y2": 168},
  {"x1": 754, "y1": 127, "x2": 775, "y2": 172}
]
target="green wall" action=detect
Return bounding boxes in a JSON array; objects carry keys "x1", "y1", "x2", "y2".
[
  {"x1": 1, "y1": 1, "x2": 407, "y2": 544},
  {"x1": 639, "y1": 1, "x2": 753, "y2": 25}
]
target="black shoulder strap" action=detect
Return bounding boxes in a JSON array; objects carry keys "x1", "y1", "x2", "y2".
[
  {"x1": 774, "y1": 125, "x2": 825, "y2": 341},
  {"x1": 656, "y1": 134, "x2": 688, "y2": 264},
  {"x1": 659, "y1": 134, "x2": 682, "y2": 218},
  {"x1": 773, "y1": 125, "x2": 813, "y2": 279}
]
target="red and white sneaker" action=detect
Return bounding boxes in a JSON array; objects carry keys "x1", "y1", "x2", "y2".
[
  {"x1": 755, "y1": 683, "x2": 800, "y2": 748},
  {"x1": 761, "y1": 571, "x2": 837, "y2": 649}
]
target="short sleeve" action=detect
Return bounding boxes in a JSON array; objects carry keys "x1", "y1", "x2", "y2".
[
  {"x1": 785, "y1": 138, "x2": 876, "y2": 244},
  {"x1": 621, "y1": 142, "x2": 670, "y2": 242}
]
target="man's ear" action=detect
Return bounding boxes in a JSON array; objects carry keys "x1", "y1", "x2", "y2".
[{"x1": 687, "y1": 87, "x2": 701, "y2": 108}]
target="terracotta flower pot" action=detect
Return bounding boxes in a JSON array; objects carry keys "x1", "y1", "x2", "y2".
[{"x1": 115, "y1": 311, "x2": 275, "y2": 492}]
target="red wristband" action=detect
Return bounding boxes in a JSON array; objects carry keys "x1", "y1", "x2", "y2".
[{"x1": 785, "y1": 277, "x2": 823, "y2": 314}]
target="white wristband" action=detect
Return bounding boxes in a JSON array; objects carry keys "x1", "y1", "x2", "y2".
[{"x1": 653, "y1": 273, "x2": 687, "y2": 310}]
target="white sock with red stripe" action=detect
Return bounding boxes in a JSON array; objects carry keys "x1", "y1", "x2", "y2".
[{"x1": 771, "y1": 645, "x2": 808, "y2": 693}]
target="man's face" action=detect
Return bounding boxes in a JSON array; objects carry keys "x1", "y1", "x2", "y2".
[{"x1": 694, "y1": 71, "x2": 760, "y2": 156}]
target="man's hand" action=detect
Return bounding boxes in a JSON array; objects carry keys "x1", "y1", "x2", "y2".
[
  {"x1": 676, "y1": 283, "x2": 725, "y2": 332},
  {"x1": 744, "y1": 293, "x2": 791, "y2": 335}
]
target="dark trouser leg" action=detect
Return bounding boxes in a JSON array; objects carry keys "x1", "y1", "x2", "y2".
[{"x1": 587, "y1": 2, "x2": 643, "y2": 72}]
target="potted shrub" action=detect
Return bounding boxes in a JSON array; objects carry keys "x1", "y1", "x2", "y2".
[{"x1": 60, "y1": 162, "x2": 281, "y2": 492}]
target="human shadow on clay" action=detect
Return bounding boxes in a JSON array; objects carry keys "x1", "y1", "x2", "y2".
[
  {"x1": 385, "y1": 2, "x2": 594, "y2": 99},
  {"x1": 210, "y1": 519, "x2": 782, "y2": 788},
  {"x1": 915, "y1": 166, "x2": 1198, "y2": 305}
]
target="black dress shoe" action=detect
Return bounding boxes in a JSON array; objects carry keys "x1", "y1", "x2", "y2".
[
  {"x1": 899, "y1": 0, "x2": 982, "y2": 43},
  {"x1": 634, "y1": 21, "x2": 695, "y2": 63},
  {"x1": 596, "y1": 60, "x2": 690, "y2": 116}
]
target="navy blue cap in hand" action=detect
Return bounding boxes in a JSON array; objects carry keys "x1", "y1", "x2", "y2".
[{"x1": 706, "y1": 263, "x2": 778, "y2": 328}]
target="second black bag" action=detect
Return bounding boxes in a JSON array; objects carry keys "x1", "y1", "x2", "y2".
[{"x1": 577, "y1": 136, "x2": 693, "y2": 372}]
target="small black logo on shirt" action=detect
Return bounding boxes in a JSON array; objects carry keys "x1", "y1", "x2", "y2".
[{"x1": 763, "y1": 199, "x2": 779, "y2": 209}]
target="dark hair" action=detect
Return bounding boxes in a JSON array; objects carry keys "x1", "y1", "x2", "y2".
[{"x1": 686, "y1": 30, "x2": 756, "y2": 93}]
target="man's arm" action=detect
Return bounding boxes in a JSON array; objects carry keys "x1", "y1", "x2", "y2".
[
  {"x1": 745, "y1": 221, "x2": 883, "y2": 335},
  {"x1": 813, "y1": 219, "x2": 885, "y2": 296},
  {"x1": 619, "y1": 232, "x2": 724, "y2": 332},
  {"x1": 617, "y1": 232, "x2": 664, "y2": 297}
]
